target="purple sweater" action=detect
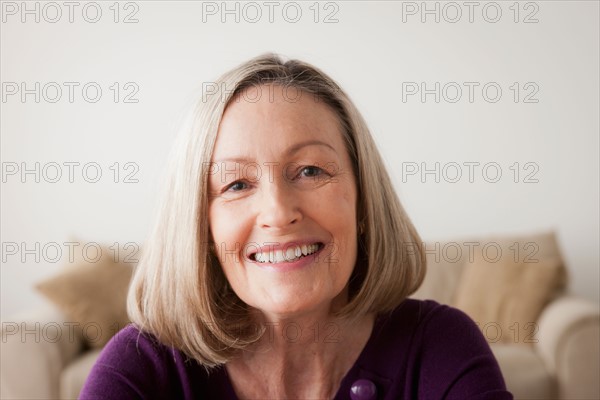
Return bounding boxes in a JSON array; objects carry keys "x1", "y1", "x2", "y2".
[{"x1": 80, "y1": 299, "x2": 512, "y2": 399}]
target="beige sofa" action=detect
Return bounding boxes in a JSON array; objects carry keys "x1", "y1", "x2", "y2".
[{"x1": 1, "y1": 232, "x2": 599, "y2": 399}]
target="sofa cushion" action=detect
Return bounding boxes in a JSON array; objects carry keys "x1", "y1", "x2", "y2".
[
  {"x1": 35, "y1": 243, "x2": 134, "y2": 348},
  {"x1": 452, "y1": 231, "x2": 567, "y2": 345},
  {"x1": 411, "y1": 240, "x2": 470, "y2": 304},
  {"x1": 491, "y1": 344, "x2": 557, "y2": 399},
  {"x1": 60, "y1": 348, "x2": 103, "y2": 400}
]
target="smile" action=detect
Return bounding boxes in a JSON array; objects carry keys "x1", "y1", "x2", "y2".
[{"x1": 250, "y1": 242, "x2": 324, "y2": 264}]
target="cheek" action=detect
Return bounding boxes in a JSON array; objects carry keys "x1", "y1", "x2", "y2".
[
  {"x1": 208, "y1": 204, "x2": 249, "y2": 267},
  {"x1": 315, "y1": 182, "x2": 357, "y2": 258}
]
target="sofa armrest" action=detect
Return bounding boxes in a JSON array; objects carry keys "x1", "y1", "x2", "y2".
[
  {"x1": 535, "y1": 295, "x2": 600, "y2": 400},
  {"x1": 1, "y1": 305, "x2": 84, "y2": 399}
]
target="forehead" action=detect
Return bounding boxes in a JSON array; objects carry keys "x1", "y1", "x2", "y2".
[{"x1": 213, "y1": 84, "x2": 345, "y2": 158}]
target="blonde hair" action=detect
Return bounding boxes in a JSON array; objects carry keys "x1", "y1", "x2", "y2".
[{"x1": 127, "y1": 53, "x2": 426, "y2": 367}]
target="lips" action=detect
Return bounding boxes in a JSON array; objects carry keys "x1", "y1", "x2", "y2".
[{"x1": 249, "y1": 242, "x2": 324, "y2": 264}]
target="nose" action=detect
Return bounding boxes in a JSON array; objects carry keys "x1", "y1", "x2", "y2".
[{"x1": 256, "y1": 180, "x2": 302, "y2": 230}]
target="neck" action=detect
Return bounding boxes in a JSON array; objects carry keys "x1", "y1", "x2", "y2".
[
  {"x1": 252, "y1": 295, "x2": 346, "y2": 352},
  {"x1": 226, "y1": 295, "x2": 375, "y2": 399}
]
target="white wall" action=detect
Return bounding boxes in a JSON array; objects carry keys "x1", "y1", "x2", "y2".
[{"x1": 2, "y1": 1, "x2": 598, "y2": 319}]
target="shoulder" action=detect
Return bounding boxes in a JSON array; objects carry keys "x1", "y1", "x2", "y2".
[
  {"x1": 362, "y1": 299, "x2": 512, "y2": 399},
  {"x1": 386, "y1": 297, "x2": 470, "y2": 323},
  {"x1": 390, "y1": 298, "x2": 484, "y2": 341},
  {"x1": 371, "y1": 298, "x2": 479, "y2": 347},
  {"x1": 79, "y1": 324, "x2": 196, "y2": 399},
  {"x1": 365, "y1": 298, "x2": 482, "y2": 365},
  {"x1": 389, "y1": 298, "x2": 495, "y2": 364},
  {"x1": 93, "y1": 324, "x2": 176, "y2": 373}
]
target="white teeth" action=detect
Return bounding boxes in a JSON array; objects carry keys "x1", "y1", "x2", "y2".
[
  {"x1": 285, "y1": 247, "x2": 296, "y2": 260},
  {"x1": 253, "y1": 243, "x2": 321, "y2": 264},
  {"x1": 275, "y1": 249, "x2": 283, "y2": 262},
  {"x1": 301, "y1": 244, "x2": 308, "y2": 255}
]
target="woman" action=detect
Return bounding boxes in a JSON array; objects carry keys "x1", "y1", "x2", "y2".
[{"x1": 80, "y1": 54, "x2": 512, "y2": 399}]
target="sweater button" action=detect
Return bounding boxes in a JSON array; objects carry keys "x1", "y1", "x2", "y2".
[{"x1": 350, "y1": 379, "x2": 377, "y2": 400}]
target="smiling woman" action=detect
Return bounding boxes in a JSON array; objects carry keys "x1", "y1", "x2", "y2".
[
  {"x1": 209, "y1": 83, "x2": 360, "y2": 322},
  {"x1": 80, "y1": 54, "x2": 513, "y2": 399}
]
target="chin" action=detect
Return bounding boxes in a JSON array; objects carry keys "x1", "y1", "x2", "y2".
[
  {"x1": 246, "y1": 284, "x2": 348, "y2": 320},
  {"x1": 256, "y1": 293, "x2": 322, "y2": 317}
]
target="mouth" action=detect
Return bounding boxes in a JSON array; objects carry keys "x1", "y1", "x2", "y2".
[{"x1": 249, "y1": 242, "x2": 324, "y2": 264}]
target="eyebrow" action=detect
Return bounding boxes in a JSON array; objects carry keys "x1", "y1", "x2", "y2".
[{"x1": 213, "y1": 140, "x2": 336, "y2": 164}]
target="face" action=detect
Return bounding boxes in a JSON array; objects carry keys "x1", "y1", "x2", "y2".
[{"x1": 208, "y1": 84, "x2": 358, "y2": 319}]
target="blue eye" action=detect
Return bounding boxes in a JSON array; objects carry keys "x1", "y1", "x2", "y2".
[
  {"x1": 226, "y1": 181, "x2": 248, "y2": 192},
  {"x1": 299, "y1": 166, "x2": 323, "y2": 178}
]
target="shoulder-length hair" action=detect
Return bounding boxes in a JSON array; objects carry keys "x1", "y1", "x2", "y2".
[{"x1": 127, "y1": 53, "x2": 426, "y2": 367}]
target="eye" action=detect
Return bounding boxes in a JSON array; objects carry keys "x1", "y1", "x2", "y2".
[
  {"x1": 298, "y1": 166, "x2": 323, "y2": 178},
  {"x1": 225, "y1": 181, "x2": 249, "y2": 192}
]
